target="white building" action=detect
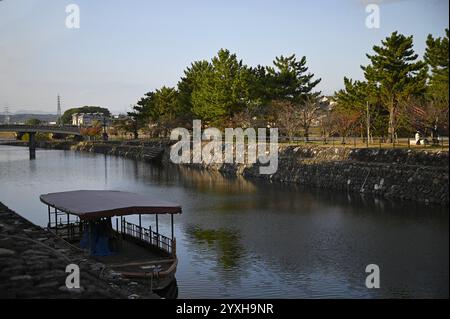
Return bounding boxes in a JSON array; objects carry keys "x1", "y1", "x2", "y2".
[
  {"x1": 319, "y1": 96, "x2": 337, "y2": 111},
  {"x1": 72, "y1": 113, "x2": 105, "y2": 126}
]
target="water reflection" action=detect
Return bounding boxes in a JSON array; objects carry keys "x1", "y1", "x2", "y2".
[
  {"x1": 175, "y1": 167, "x2": 258, "y2": 195},
  {"x1": 0, "y1": 146, "x2": 448, "y2": 298},
  {"x1": 186, "y1": 226, "x2": 243, "y2": 269},
  {"x1": 103, "y1": 154, "x2": 108, "y2": 185}
]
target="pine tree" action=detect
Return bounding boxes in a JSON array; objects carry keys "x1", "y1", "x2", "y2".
[
  {"x1": 335, "y1": 78, "x2": 369, "y2": 114},
  {"x1": 191, "y1": 49, "x2": 252, "y2": 125},
  {"x1": 153, "y1": 86, "x2": 180, "y2": 135},
  {"x1": 248, "y1": 65, "x2": 271, "y2": 109},
  {"x1": 362, "y1": 31, "x2": 427, "y2": 142},
  {"x1": 177, "y1": 60, "x2": 212, "y2": 123},
  {"x1": 153, "y1": 86, "x2": 179, "y2": 119},
  {"x1": 266, "y1": 54, "x2": 321, "y2": 104},
  {"x1": 424, "y1": 29, "x2": 449, "y2": 103},
  {"x1": 125, "y1": 110, "x2": 141, "y2": 139},
  {"x1": 334, "y1": 78, "x2": 388, "y2": 137},
  {"x1": 135, "y1": 91, "x2": 156, "y2": 119}
]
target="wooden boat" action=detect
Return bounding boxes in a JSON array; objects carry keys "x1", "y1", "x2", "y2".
[{"x1": 40, "y1": 190, "x2": 181, "y2": 292}]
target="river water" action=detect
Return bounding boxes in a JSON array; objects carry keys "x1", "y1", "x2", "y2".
[{"x1": 0, "y1": 145, "x2": 448, "y2": 298}]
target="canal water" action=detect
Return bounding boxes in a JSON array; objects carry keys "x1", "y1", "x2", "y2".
[{"x1": 0, "y1": 145, "x2": 448, "y2": 298}]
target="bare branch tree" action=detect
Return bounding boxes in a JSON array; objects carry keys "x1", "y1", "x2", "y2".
[
  {"x1": 298, "y1": 96, "x2": 322, "y2": 141},
  {"x1": 402, "y1": 96, "x2": 449, "y2": 139},
  {"x1": 272, "y1": 100, "x2": 302, "y2": 143},
  {"x1": 328, "y1": 109, "x2": 360, "y2": 144}
]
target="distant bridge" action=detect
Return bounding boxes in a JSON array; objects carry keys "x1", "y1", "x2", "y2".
[
  {"x1": 0, "y1": 124, "x2": 82, "y2": 136},
  {"x1": 0, "y1": 124, "x2": 82, "y2": 159}
]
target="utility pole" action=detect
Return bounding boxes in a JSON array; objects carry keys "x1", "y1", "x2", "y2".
[
  {"x1": 366, "y1": 101, "x2": 370, "y2": 148},
  {"x1": 57, "y1": 94, "x2": 62, "y2": 126}
]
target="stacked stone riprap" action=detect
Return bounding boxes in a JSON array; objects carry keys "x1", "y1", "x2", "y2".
[
  {"x1": 0, "y1": 202, "x2": 158, "y2": 299},
  {"x1": 174, "y1": 145, "x2": 449, "y2": 206},
  {"x1": 28, "y1": 140, "x2": 171, "y2": 162},
  {"x1": 5, "y1": 141, "x2": 448, "y2": 205}
]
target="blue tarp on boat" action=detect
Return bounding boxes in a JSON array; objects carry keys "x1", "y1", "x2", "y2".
[{"x1": 80, "y1": 220, "x2": 114, "y2": 256}]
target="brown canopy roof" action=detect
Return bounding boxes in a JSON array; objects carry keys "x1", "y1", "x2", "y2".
[{"x1": 40, "y1": 190, "x2": 182, "y2": 220}]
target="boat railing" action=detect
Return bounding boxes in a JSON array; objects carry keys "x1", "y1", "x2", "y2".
[
  {"x1": 48, "y1": 218, "x2": 84, "y2": 242},
  {"x1": 121, "y1": 220, "x2": 175, "y2": 257}
]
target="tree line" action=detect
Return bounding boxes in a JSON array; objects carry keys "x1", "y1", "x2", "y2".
[
  {"x1": 115, "y1": 49, "x2": 323, "y2": 140},
  {"x1": 61, "y1": 106, "x2": 111, "y2": 125},
  {"x1": 335, "y1": 29, "x2": 449, "y2": 142},
  {"x1": 113, "y1": 30, "x2": 448, "y2": 142}
]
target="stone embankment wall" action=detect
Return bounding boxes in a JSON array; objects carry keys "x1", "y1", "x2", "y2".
[
  {"x1": 169, "y1": 144, "x2": 449, "y2": 205},
  {"x1": 7, "y1": 140, "x2": 448, "y2": 205},
  {"x1": 31, "y1": 140, "x2": 170, "y2": 162},
  {"x1": 232, "y1": 146, "x2": 448, "y2": 205}
]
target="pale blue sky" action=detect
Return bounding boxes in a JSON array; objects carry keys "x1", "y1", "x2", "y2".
[{"x1": 0, "y1": 0, "x2": 448, "y2": 114}]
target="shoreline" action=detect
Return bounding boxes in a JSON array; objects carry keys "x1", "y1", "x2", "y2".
[
  {"x1": 2, "y1": 140, "x2": 449, "y2": 205},
  {"x1": 0, "y1": 201, "x2": 159, "y2": 299}
]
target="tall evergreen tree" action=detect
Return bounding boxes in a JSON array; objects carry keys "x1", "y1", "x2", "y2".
[
  {"x1": 191, "y1": 49, "x2": 253, "y2": 125},
  {"x1": 135, "y1": 91, "x2": 156, "y2": 120},
  {"x1": 242, "y1": 64, "x2": 275, "y2": 125},
  {"x1": 177, "y1": 60, "x2": 213, "y2": 123},
  {"x1": 248, "y1": 64, "x2": 271, "y2": 106},
  {"x1": 153, "y1": 86, "x2": 179, "y2": 121},
  {"x1": 335, "y1": 78, "x2": 369, "y2": 113},
  {"x1": 128, "y1": 89, "x2": 174, "y2": 138},
  {"x1": 362, "y1": 31, "x2": 427, "y2": 141},
  {"x1": 125, "y1": 108, "x2": 142, "y2": 139},
  {"x1": 334, "y1": 77, "x2": 388, "y2": 137},
  {"x1": 266, "y1": 54, "x2": 321, "y2": 104},
  {"x1": 127, "y1": 91, "x2": 157, "y2": 138},
  {"x1": 424, "y1": 29, "x2": 449, "y2": 103}
]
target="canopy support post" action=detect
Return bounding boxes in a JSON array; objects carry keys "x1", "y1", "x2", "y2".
[
  {"x1": 138, "y1": 214, "x2": 142, "y2": 239},
  {"x1": 47, "y1": 205, "x2": 51, "y2": 228},
  {"x1": 54, "y1": 207, "x2": 58, "y2": 235},
  {"x1": 156, "y1": 214, "x2": 159, "y2": 248},
  {"x1": 171, "y1": 214, "x2": 174, "y2": 240}
]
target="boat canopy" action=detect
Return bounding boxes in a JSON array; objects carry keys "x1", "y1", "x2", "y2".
[{"x1": 40, "y1": 190, "x2": 182, "y2": 220}]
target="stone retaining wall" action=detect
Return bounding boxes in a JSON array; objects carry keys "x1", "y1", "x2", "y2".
[
  {"x1": 180, "y1": 145, "x2": 449, "y2": 205},
  {"x1": 8, "y1": 140, "x2": 448, "y2": 205}
]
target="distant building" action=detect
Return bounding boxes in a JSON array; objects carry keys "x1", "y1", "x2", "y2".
[
  {"x1": 319, "y1": 96, "x2": 337, "y2": 111},
  {"x1": 112, "y1": 114, "x2": 129, "y2": 120},
  {"x1": 307, "y1": 96, "x2": 338, "y2": 128},
  {"x1": 72, "y1": 113, "x2": 106, "y2": 126}
]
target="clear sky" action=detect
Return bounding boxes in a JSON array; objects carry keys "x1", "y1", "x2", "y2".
[{"x1": 0, "y1": 0, "x2": 448, "y2": 114}]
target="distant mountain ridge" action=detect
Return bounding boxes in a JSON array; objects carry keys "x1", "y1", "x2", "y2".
[
  {"x1": 0, "y1": 113, "x2": 58, "y2": 124},
  {"x1": 12, "y1": 110, "x2": 56, "y2": 115}
]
